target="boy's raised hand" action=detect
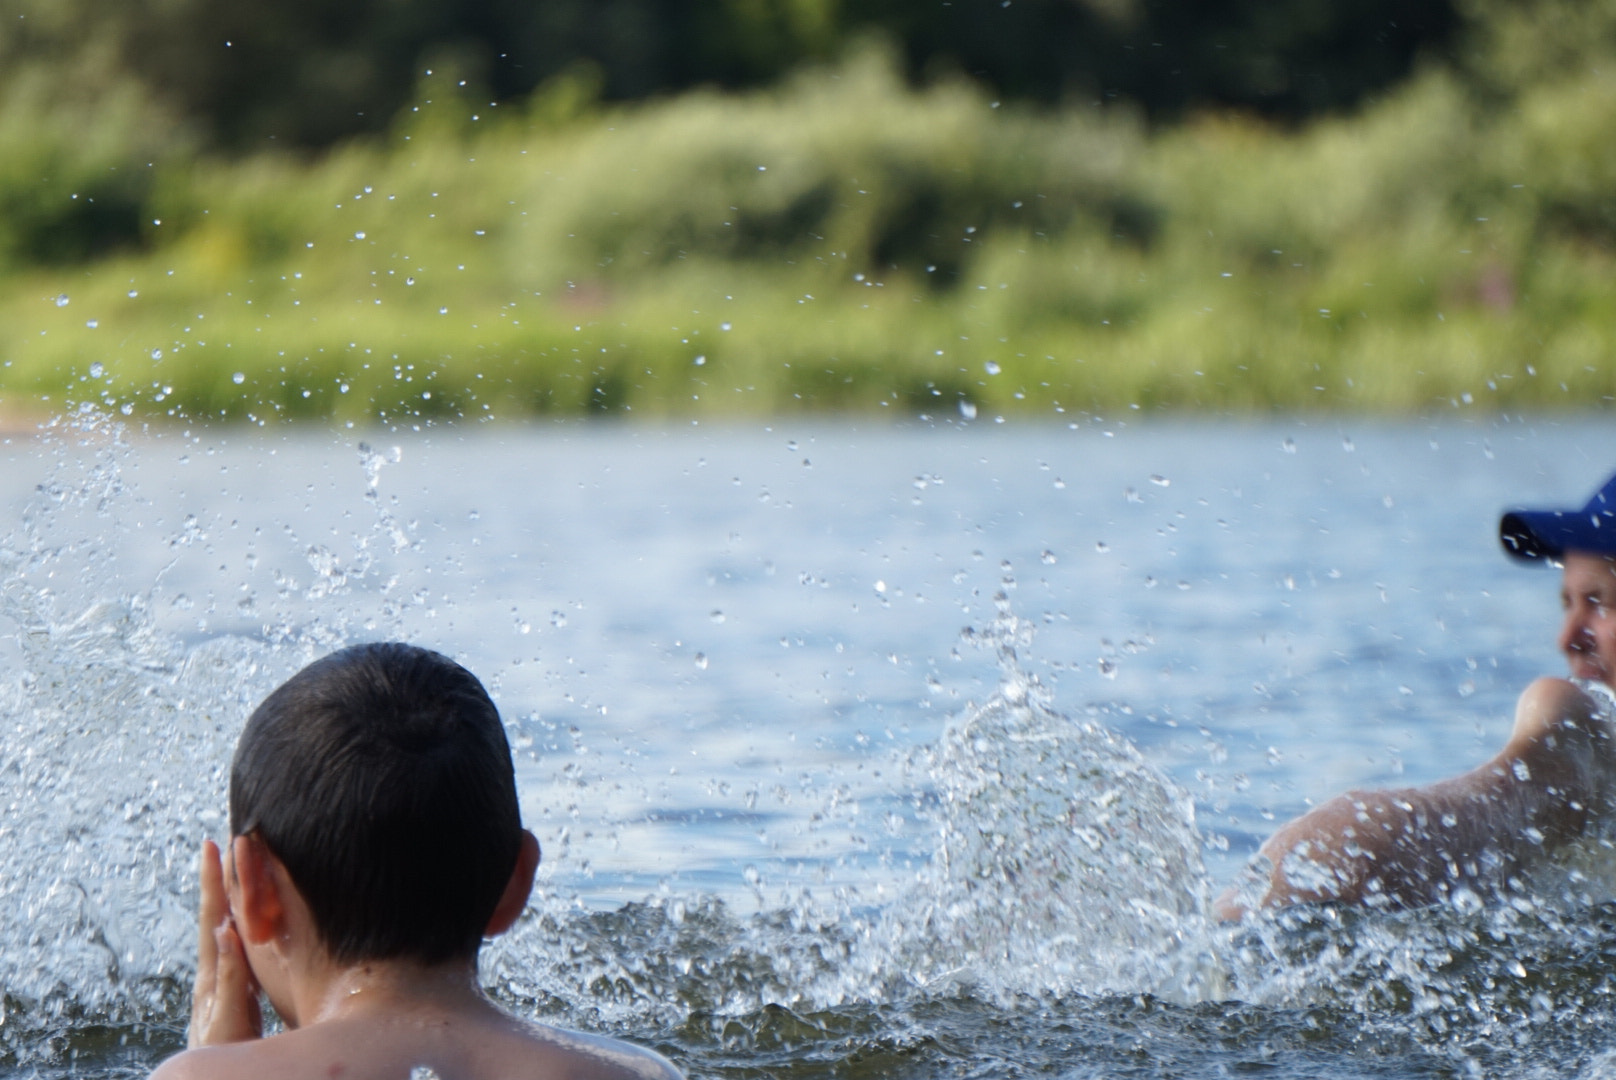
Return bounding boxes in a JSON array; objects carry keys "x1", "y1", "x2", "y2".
[{"x1": 188, "y1": 838, "x2": 263, "y2": 1048}]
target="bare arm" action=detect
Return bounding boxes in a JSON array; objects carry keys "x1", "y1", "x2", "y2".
[{"x1": 1218, "y1": 678, "x2": 1615, "y2": 917}]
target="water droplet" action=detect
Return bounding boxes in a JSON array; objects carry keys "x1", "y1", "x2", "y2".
[
  {"x1": 694, "y1": 652, "x2": 709, "y2": 670},
  {"x1": 550, "y1": 610, "x2": 567, "y2": 628},
  {"x1": 1149, "y1": 474, "x2": 1169, "y2": 487},
  {"x1": 984, "y1": 361, "x2": 1001, "y2": 375},
  {"x1": 150, "y1": 348, "x2": 163, "y2": 360},
  {"x1": 874, "y1": 580, "x2": 887, "y2": 593},
  {"x1": 127, "y1": 289, "x2": 139, "y2": 298},
  {"x1": 120, "y1": 402, "x2": 134, "y2": 415},
  {"x1": 1513, "y1": 760, "x2": 1531, "y2": 781},
  {"x1": 406, "y1": 277, "x2": 416, "y2": 286},
  {"x1": 232, "y1": 372, "x2": 246, "y2": 384},
  {"x1": 693, "y1": 355, "x2": 706, "y2": 366},
  {"x1": 1053, "y1": 478, "x2": 1066, "y2": 489},
  {"x1": 1281, "y1": 437, "x2": 1297, "y2": 454},
  {"x1": 354, "y1": 231, "x2": 366, "y2": 240},
  {"x1": 54, "y1": 293, "x2": 70, "y2": 307},
  {"x1": 1098, "y1": 658, "x2": 1118, "y2": 679},
  {"x1": 1040, "y1": 550, "x2": 1056, "y2": 565},
  {"x1": 88, "y1": 362, "x2": 105, "y2": 379},
  {"x1": 1095, "y1": 541, "x2": 1110, "y2": 553},
  {"x1": 1342, "y1": 435, "x2": 1355, "y2": 452},
  {"x1": 720, "y1": 322, "x2": 732, "y2": 331},
  {"x1": 709, "y1": 610, "x2": 725, "y2": 623},
  {"x1": 86, "y1": 319, "x2": 99, "y2": 329},
  {"x1": 958, "y1": 400, "x2": 977, "y2": 420},
  {"x1": 439, "y1": 307, "x2": 449, "y2": 315}
]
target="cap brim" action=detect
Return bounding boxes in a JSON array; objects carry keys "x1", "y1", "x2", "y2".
[{"x1": 1501, "y1": 509, "x2": 1616, "y2": 562}]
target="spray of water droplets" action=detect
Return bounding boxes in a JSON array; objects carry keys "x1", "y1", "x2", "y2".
[{"x1": 5, "y1": 416, "x2": 1616, "y2": 1078}]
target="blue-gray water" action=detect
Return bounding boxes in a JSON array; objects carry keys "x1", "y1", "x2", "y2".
[{"x1": 1, "y1": 412, "x2": 1612, "y2": 1078}]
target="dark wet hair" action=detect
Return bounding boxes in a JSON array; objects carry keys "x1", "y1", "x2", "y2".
[{"x1": 229, "y1": 642, "x2": 523, "y2": 965}]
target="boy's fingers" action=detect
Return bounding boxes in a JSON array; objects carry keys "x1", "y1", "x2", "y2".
[
  {"x1": 191, "y1": 839, "x2": 222, "y2": 1042},
  {"x1": 191, "y1": 921, "x2": 261, "y2": 1047},
  {"x1": 197, "y1": 839, "x2": 225, "y2": 973},
  {"x1": 213, "y1": 922, "x2": 263, "y2": 1040},
  {"x1": 191, "y1": 837, "x2": 264, "y2": 1048}
]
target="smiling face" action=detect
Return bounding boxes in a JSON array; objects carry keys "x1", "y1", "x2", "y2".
[{"x1": 1558, "y1": 551, "x2": 1616, "y2": 688}]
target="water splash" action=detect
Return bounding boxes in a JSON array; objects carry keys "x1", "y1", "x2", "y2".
[
  {"x1": 0, "y1": 413, "x2": 304, "y2": 1067},
  {"x1": 882, "y1": 594, "x2": 1220, "y2": 1002},
  {"x1": 8, "y1": 420, "x2": 1616, "y2": 1078},
  {"x1": 483, "y1": 594, "x2": 1223, "y2": 1034},
  {"x1": 299, "y1": 442, "x2": 415, "y2": 609}
]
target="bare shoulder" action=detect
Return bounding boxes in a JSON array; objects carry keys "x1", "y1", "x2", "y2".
[
  {"x1": 149, "y1": 1011, "x2": 681, "y2": 1080},
  {"x1": 1507, "y1": 677, "x2": 1616, "y2": 789},
  {"x1": 148, "y1": 1044, "x2": 259, "y2": 1080},
  {"x1": 1513, "y1": 676, "x2": 1603, "y2": 740},
  {"x1": 508, "y1": 1019, "x2": 684, "y2": 1080}
]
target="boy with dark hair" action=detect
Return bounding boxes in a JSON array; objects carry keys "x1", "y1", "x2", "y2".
[{"x1": 153, "y1": 642, "x2": 682, "y2": 1080}]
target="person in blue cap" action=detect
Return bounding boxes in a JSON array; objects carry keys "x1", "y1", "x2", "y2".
[{"x1": 1217, "y1": 471, "x2": 1616, "y2": 917}]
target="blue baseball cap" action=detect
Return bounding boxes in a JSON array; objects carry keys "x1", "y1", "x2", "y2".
[{"x1": 1500, "y1": 470, "x2": 1616, "y2": 561}]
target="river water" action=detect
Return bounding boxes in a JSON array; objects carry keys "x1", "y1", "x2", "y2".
[{"x1": 2, "y1": 412, "x2": 1614, "y2": 1077}]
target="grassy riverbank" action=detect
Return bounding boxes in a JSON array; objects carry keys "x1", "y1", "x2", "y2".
[{"x1": 3, "y1": 43, "x2": 1616, "y2": 423}]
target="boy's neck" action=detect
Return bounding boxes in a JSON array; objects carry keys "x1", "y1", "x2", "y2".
[{"x1": 283, "y1": 955, "x2": 490, "y2": 1029}]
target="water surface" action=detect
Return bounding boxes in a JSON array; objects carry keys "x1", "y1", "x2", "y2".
[{"x1": 1, "y1": 413, "x2": 1612, "y2": 1078}]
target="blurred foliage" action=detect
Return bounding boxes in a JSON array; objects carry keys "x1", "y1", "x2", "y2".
[
  {"x1": 0, "y1": 46, "x2": 1602, "y2": 421},
  {"x1": 0, "y1": 0, "x2": 1453, "y2": 150},
  {"x1": 2, "y1": 4, "x2": 1616, "y2": 422}
]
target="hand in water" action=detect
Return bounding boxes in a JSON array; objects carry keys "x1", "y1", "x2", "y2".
[{"x1": 188, "y1": 838, "x2": 263, "y2": 1047}]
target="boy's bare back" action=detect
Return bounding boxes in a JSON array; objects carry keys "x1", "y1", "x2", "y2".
[{"x1": 154, "y1": 994, "x2": 679, "y2": 1080}]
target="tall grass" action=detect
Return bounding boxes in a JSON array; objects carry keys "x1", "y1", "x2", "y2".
[{"x1": 2, "y1": 45, "x2": 1614, "y2": 423}]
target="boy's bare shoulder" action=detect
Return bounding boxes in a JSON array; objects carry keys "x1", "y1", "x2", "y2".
[
  {"x1": 513, "y1": 1018, "x2": 685, "y2": 1079},
  {"x1": 148, "y1": 1042, "x2": 270, "y2": 1080},
  {"x1": 150, "y1": 1014, "x2": 683, "y2": 1080}
]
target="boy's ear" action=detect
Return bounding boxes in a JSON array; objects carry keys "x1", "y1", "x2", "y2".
[
  {"x1": 229, "y1": 834, "x2": 289, "y2": 947},
  {"x1": 485, "y1": 830, "x2": 540, "y2": 937}
]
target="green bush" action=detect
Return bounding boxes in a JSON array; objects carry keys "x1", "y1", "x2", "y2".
[{"x1": 2, "y1": 35, "x2": 1616, "y2": 423}]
